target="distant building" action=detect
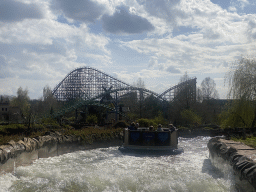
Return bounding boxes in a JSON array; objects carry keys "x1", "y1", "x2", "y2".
[{"x1": 0, "y1": 101, "x2": 21, "y2": 123}]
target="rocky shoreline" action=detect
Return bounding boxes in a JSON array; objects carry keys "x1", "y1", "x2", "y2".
[
  {"x1": 208, "y1": 137, "x2": 256, "y2": 191},
  {"x1": 2, "y1": 128, "x2": 256, "y2": 190},
  {"x1": 0, "y1": 131, "x2": 122, "y2": 172}
]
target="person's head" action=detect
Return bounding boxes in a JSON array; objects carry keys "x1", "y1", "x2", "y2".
[
  {"x1": 135, "y1": 123, "x2": 139, "y2": 128},
  {"x1": 149, "y1": 126, "x2": 154, "y2": 131},
  {"x1": 158, "y1": 124, "x2": 162, "y2": 128},
  {"x1": 131, "y1": 122, "x2": 135, "y2": 127}
]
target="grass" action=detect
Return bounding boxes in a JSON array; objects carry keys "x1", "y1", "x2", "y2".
[
  {"x1": 0, "y1": 123, "x2": 122, "y2": 146},
  {"x1": 66, "y1": 127, "x2": 122, "y2": 144},
  {"x1": 231, "y1": 136, "x2": 256, "y2": 149}
]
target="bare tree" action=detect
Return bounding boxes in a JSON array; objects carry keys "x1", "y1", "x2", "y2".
[
  {"x1": 43, "y1": 85, "x2": 58, "y2": 114},
  {"x1": 179, "y1": 71, "x2": 189, "y2": 83},
  {"x1": 196, "y1": 88, "x2": 203, "y2": 102},
  {"x1": 133, "y1": 77, "x2": 145, "y2": 88},
  {"x1": 201, "y1": 77, "x2": 219, "y2": 100}
]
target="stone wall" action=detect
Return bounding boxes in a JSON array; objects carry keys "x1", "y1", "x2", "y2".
[
  {"x1": 208, "y1": 137, "x2": 256, "y2": 191},
  {"x1": 0, "y1": 131, "x2": 122, "y2": 172}
]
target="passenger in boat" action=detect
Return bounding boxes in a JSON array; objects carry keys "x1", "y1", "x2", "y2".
[
  {"x1": 128, "y1": 122, "x2": 136, "y2": 130},
  {"x1": 149, "y1": 126, "x2": 154, "y2": 131},
  {"x1": 169, "y1": 124, "x2": 177, "y2": 133},
  {"x1": 157, "y1": 124, "x2": 163, "y2": 131},
  {"x1": 135, "y1": 123, "x2": 139, "y2": 130}
]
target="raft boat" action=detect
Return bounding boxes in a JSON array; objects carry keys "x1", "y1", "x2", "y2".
[{"x1": 119, "y1": 128, "x2": 183, "y2": 155}]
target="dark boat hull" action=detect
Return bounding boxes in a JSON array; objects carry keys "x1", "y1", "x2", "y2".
[{"x1": 119, "y1": 145, "x2": 184, "y2": 155}]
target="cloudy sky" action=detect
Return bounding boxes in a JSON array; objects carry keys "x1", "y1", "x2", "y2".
[{"x1": 0, "y1": 0, "x2": 256, "y2": 99}]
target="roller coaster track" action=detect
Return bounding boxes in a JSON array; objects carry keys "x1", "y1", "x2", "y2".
[
  {"x1": 51, "y1": 100, "x2": 129, "y2": 120},
  {"x1": 37, "y1": 98, "x2": 131, "y2": 122},
  {"x1": 49, "y1": 67, "x2": 197, "y2": 119},
  {"x1": 50, "y1": 86, "x2": 162, "y2": 120},
  {"x1": 157, "y1": 77, "x2": 197, "y2": 101},
  {"x1": 53, "y1": 67, "x2": 160, "y2": 101}
]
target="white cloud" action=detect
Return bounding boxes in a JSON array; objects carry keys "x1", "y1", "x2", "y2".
[
  {"x1": 102, "y1": 6, "x2": 154, "y2": 34},
  {"x1": 237, "y1": 0, "x2": 249, "y2": 9},
  {"x1": 228, "y1": 6, "x2": 237, "y2": 12},
  {"x1": 0, "y1": 0, "x2": 255, "y2": 99},
  {"x1": 148, "y1": 57, "x2": 158, "y2": 68},
  {"x1": 85, "y1": 53, "x2": 112, "y2": 66}
]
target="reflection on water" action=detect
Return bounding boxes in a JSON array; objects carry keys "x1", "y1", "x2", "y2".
[{"x1": 0, "y1": 137, "x2": 247, "y2": 191}]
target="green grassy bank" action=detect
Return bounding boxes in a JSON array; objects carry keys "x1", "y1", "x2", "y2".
[
  {"x1": 231, "y1": 136, "x2": 256, "y2": 148},
  {"x1": 0, "y1": 124, "x2": 122, "y2": 146}
]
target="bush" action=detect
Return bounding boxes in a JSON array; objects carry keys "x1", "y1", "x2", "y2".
[
  {"x1": 87, "y1": 115, "x2": 98, "y2": 124},
  {"x1": 153, "y1": 111, "x2": 167, "y2": 126},
  {"x1": 137, "y1": 118, "x2": 152, "y2": 127},
  {"x1": 41, "y1": 118, "x2": 61, "y2": 128},
  {"x1": 66, "y1": 127, "x2": 122, "y2": 144},
  {"x1": 0, "y1": 124, "x2": 27, "y2": 131},
  {"x1": 181, "y1": 109, "x2": 202, "y2": 126}
]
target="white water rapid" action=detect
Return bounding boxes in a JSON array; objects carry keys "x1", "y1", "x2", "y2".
[{"x1": 0, "y1": 137, "x2": 244, "y2": 191}]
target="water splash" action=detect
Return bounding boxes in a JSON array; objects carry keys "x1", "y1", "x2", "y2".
[{"x1": 0, "y1": 137, "x2": 238, "y2": 191}]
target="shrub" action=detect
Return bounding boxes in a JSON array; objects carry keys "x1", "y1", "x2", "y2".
[
  {"x1": 137, "y1": 118, "x2": 159, "y2": 128},
  {"x1": 87, "y1": 114, "x2": 98, "y2": 124},
  {"x1": 41, "y1": 118, "x2": 61, "y2": 128},
  {"x1": 181, "y1": 109, "x2": 202, "y2": 126}
]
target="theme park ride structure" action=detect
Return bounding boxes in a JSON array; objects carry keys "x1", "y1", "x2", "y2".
[{"x1": 50, "y1": 67, "x2": 197, "y2": 119}]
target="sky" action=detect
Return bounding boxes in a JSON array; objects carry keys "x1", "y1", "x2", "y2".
[{"x1": 0, "y1": 0, "x2": 256, "y2": 99}]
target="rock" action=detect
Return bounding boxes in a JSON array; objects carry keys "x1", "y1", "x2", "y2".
[
  {"x1": 208, "y1": 138, "x2": 256, "y2": 190},
  {"x1": 243, "y1": 165, "x2": 256, "y2": 189},
  {"x1": 0, "y1": 145, "x2": 15, "y2": 162},
  {"x1": 0, "y1": 149, "x2": 7, "y2": 163},
  {"x1": 7, "y1": 140, "x2": 25, "y2": 156},
  {"x1": 22, "y1": 137, "x2": 38, "y2": 151}
]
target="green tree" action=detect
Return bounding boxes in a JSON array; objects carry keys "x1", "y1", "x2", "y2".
[
  {"x1": 220, "y1": 98, "x2": 254, "y2": 128},
  {"x1": 181, "y1": 109, "x2": 202, "y2": 126},
  {"x1": 227, "y1": 57, "x2": 256, "y2": 100},
  {"x1": 141, "y1": 94, "x2": 162, "y2": 119},
  {"x1": 10, "y1": 87, "x2": 31, "y2": 122},
  {"x1": 153, "y1": 111, "x2": 167, "y2": 126},
  {"x1": 222, "y1": 56, "x2": 256, "y2": 128}
]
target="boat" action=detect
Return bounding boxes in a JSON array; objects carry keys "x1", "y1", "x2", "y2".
[{"x1": 119, "y1": 127, "x2": 184, "y2": 155}]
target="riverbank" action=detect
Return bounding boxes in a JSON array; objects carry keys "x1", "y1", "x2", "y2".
[
  {"x1": 0, "y1": 126, "x2": 123, "y2": 172},
  {"x1": 208, "y1": 137, "x2": 256, "y2": 191},
  {"x1": 179, "y1": 127, "x2": 256, "y2": 148},
  {"x1": 0, "y1": 124, "x2": 123, "y2": 144}
]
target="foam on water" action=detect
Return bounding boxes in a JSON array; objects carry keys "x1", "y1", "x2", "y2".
[{"x1": 0, "y1": 137, "x2": 238, "y2": 191}]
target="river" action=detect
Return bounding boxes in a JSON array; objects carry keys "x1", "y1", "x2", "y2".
[{"x1": 0, "y1": 137, "x2": 247, "y2": 191}]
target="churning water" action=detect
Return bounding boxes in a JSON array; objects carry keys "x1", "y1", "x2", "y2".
[{"x1": 0, "y1": 137, "x2": 243, "y2": 191}]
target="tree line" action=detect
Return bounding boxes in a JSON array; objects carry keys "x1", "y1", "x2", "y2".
[{"x1": 2, "y1": 56, "x2": 256, "y2": 129}]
